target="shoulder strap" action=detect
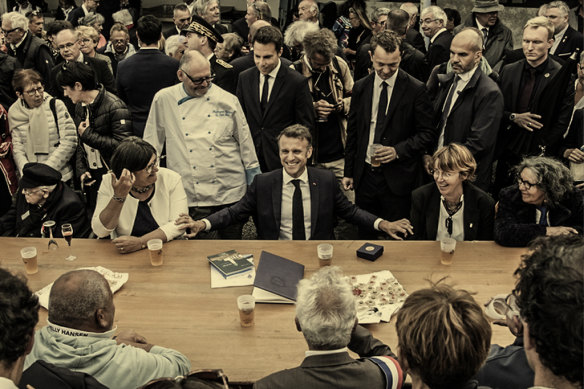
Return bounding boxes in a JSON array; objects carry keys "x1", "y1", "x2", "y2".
[
  {"x1": 331, "y1": 56, "x2": 341, "y2": 74},
  {"x1": 367, "y1": 356, "x2": 403, "y2": 389},
  {"x1": 49, "y1": 97, "x2": 60, "y2": 139},
  {"x1": 292, "y1": 59, "x2": 304, "y2": 73}
]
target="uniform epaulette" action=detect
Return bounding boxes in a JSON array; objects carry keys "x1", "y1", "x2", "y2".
[{"x1": 216, "y1": 59, "x2": 233, "y2": 68}]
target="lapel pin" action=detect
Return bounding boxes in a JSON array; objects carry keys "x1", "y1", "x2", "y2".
[
  {"x1": 469, "y1": 223, "x2": 473, "y2": 228},
  {"x1": 544, "y1": 73, "x2": 550, "y2": 78}
]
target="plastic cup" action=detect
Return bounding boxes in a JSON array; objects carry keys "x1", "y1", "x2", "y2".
[
  {"x1": 440, "y1": 237, "x2": 456, "y2": 265},
  {"x1": 237, "y1": 295, "x2": 255, "y2": 327},
  {"x1": 367, "y1": 143, "x2": 382, "y2": 167},
  {"x1": 21, "y1": 247, "x2": 38, "y2": 274},
  {"x1": 317, "y1": 243, "x2": 333, "y2": 267},
  {"x1": 147, "y1": 239, "x2": 163, "y2": 266}
]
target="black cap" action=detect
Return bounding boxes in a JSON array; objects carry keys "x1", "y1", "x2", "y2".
[
  {"x1": 20, "y1": 163, "x2": 62, "y2": 189},
  {"x1": 181, "y1": 15, "x2": 223, "y2": 44}
]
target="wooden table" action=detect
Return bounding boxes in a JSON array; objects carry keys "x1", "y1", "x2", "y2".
[{"x1": 0, "y1": 238, "x2": 526, "y2": 382}]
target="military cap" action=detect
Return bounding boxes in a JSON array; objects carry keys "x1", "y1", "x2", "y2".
[{"x1": 181, "y1": 15, "x2": 224, "y2": 44}]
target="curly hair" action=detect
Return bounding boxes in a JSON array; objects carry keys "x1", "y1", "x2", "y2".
[
  {"x1": 0, "y1": 268, "x2": 39, "y2": 366},
  {"x1": 513, "y1": 156, "x2": 574, "y2": 207},
  {"x1": 396, "y1": 281, "x2": 491, "y2": 388},
  {"x1": 302, "y1": 28, "x2": 337, "y2": 62},
  {"x1": 513, "y1": 235, "x2": 584, "y2": 385}
]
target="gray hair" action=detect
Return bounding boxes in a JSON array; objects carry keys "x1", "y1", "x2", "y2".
[
  {"x1": 165, "y1": 34, "x2": 181, "y2": 56},
  {"x1": 80, "y1": 13, "x2": 105, "y2": 27},
  {"x1": 547, "y1": 1, "x2": 570, "y2": 16},
  {"x1": 400, "y1": 2, "x2": 419, "y2": 17},
  {"x1": 194, "y1": 0, "x2": 218, "y2": 17},
  {"x1": 2, "y1": 12, "x2": 29, "y2": 31},
  {"x1": 48, "y1": 270, "x2": 112, "y2": 329},
  {"x1": 421, "y1": 6, "x2": 447, "y2": 26},
  {"x1": 284, "y1": 20, "x2": 319, "y2": 49},
  {"x1": 370, "y1": 7, "x2": 390, "y2": 23},
  {"x1": 514, "y1": 156, "x2": 575, "y2": 207},
  {"x1": 249, "y1": 1, "x2": 272, "y2": 21},
  {"x1": 295, "y1": 266, "x2": 356, "y2": 349},
  {"x1": 303, "y1": 28, "x2": 337, "y2": 62}
]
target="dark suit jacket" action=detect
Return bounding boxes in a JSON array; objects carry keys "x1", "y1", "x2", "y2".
[
  {"x1": 231, "y1": 53, "x2": 292, "y2": 95},
  {"x1": 425, "y1": 30, "x2": 452, "y2": 71},
  {"x1": 162, "y1": 26, "x2": 180, "y2": 39},
  {"x1": 210, "y1": 54, "x2": 236, "y2": 94},
  {"x1": 410, "y1": 181, "x2": 495, "y2": 240},
  {"x1": 67, "y1": 6, "x2": 86, "y2": 26},
  {"x1": 236, "y1": 62, "x2": 315, "y2": 172},
  {"x1": 355, "y1": 41, "x2": 428, "y2": 83},
  {"x1": 554, "y1": 26, "x2": 584, "y2": 59},
  {"x1": 498, "y1": 58, "x2": 574, "y2": 157},
  {"x1": 116, "y1": 48, "x2": 179, "y2": 137},
  {"x1": 433, "y1": 68, "x2": 504, "y2": 189},
  {"x1": 207, "y1": 167, "x2": 378, "y2": 239},
  {"x1": 344, "y1": 70, "x2": 437, "y2": 196},
  {"x1": 406, "y1": 27, "x2": 426, "y2": 54},
  {"x1": 8, "y1": 32, "x2": 54, "y2": 83},
  {"x1": 494, "y1": 185, "x2": 584, "y2": 247}
]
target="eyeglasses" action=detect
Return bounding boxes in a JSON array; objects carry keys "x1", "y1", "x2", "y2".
[
  {"x1": 421, "y1": 18, "x2": 439, "y2": 25},
  {"x1": 24, "y1": 86, "x2": 44, "y2": 97},
  {"x1": 516, "y1": 176, "x2": 539, "y2": 190},
  {"x1": 22, "y1": 188, "x2": 44, "y2": 196},
  {"x1": 57, "y1": 41, "x2": 77, "y2": 50},
  {"x1": 432, "y1": 169, "x2": 455, "y2": 179},
  {"x1": 1, "y1": 27, "x2": 20, "y2": 34},
  {"x1": 180, "y1": 69, "x2": 215, "y2": 86},
  {"x1": 143, "y1": 157, "x2": 162, "y2": 174},
  {"x1": 140, "y1": 369, "x2": 229, "y2": 389}
]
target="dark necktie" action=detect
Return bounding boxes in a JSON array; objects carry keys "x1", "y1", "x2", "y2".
[
  {"x1": 260, "y1": 74, "x2": 270, "y2": 113},
  {"x1": 518, "y1": 67, "x2": 537, "y2": 113},
  {"x1": 374, "y1": 81, "x2": 388, "y2": 142},
  {"x1": 440, "y1": 76, "x2": 459, "y2": 127},
  {"x1": 481, "y1": 28, "x2": 488, "y2": 48},
  {"x1": 538, "y1": 206, "x2": 548, "y2": 226},
  {"x1": 291, "y1": 179, "x2": 306, "y2": 240}
]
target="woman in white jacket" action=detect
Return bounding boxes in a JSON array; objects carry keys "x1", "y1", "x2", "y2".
[{"x1": 8, "y1": 69, "x2": 77, "y2": 182}]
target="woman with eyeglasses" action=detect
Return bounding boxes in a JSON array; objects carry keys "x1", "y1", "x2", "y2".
[
  {"x1": 92, "y1": 137, "x2": 188, "y2": 254},
  {"x1": 410, "y1": 143, "x2": 495, "y2": 241},
  {"x1": 77, "y1": 25, "x2": 113, "y2": 74},
  {"x1": 8, "y1": 69, "x2": 77, "y2": 183},
  {"x1": 494, "y1": 156, "x2": 583, "y2": 247}
]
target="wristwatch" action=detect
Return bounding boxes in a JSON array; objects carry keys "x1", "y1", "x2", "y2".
[{"x1": 509, "y1": 113, "x2": 517, "y2": 121}]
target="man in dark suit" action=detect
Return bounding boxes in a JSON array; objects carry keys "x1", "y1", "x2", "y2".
[
  {"x1": 48, "y1": 28, "x2": 115, "y2": 112},
  {"x1": 67, "y1": 0, "x2": 98, "y2": 27},
  {"x1": 2, "y1": 12, "x2": 54, "y2": 83},
  {"x1": 236, "y1": 25, "x2": 315, "y2": 172},
  {"x1": 182, "y1": 16, "x2": 236, "y2": 94},
  {"x1": 400, "y1": 2, "x2": 426, "y2": 53},
  {"x1": 421, "y1": 6, "x2": 452, "y2": 72},
  {"x1": 177, "y1": 125, "x2": 413, "y2": 240},
  {"x1": 342, "y1": 31, "x2": 436, "y2": 239},
  {"x1": 428, "y1": 28, "x2": 504, "y2": 190},
  {"x1": 545, "y1": 1, "x2": 583, "y2": 62},
  {"x1": 116, "y1": 15, "x2": 179, "y2": 137},
  {"x1": 494, "y1": 16, "x2": 574, "y2": 193},
  {"x1": 254, "y1": 266, "x2": 403, "y2": 389},
  {"x1": 163, "y1": 3, "x2": 191, "y2": 40}
]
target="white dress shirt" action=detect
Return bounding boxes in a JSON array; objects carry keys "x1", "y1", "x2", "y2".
[
  {"x1": 258, "y1": 59, "x2": 281, "y2": 103},
  {"x1": 367, "y1": 71, "x2": 398, "y2": 164},
  {"x1": 279, "y1": 168, "x2": 312, "y2": 240},
  {"x1": 437, "y1": 65, "x2": 479, "y2": 149},
  {"x1": 436, "y1": 195, "x2": 465, "y2": 241}
]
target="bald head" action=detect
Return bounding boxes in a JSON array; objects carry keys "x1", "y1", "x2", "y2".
[
  {"x1": 249, "y1": 19, "x2": 271, "y2": 42},
  {"x1": 180, "y1": 49, "x2": 210, "y2": 72},
  {"x1": 453, "y1": 28, "x2": 483, "y2": 53},
  {"x1": 48, "y1": 270, "x2": 113, "y2": 332},
  {"x1": 450, "y1": 27, "x2": 483, "y2": 74}
]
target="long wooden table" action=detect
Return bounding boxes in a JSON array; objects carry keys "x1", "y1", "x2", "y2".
[{"x1": 0, "y1": 238, "x2": 526, "y2": 382}]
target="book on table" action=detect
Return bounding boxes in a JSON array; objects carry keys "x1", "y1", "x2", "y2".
[
  {"x1": 207, "y1": 250, "x2": 254, "y2": 278},
  {"x1": 252, "y1": 251, "x2": 305, "y2": 304}
]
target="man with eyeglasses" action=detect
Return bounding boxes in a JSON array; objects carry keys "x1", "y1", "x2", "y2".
[
  {"x1": 420, "y1": 6, "x2": 453, "y2": 72},
  {"x1": 163, "y1": 3, "x2": 191, "y2": 39},
  {"x1": 0, "y1": 162, "x2": 89, "y2": 237},
  {"x1": 1, "y1": 12, "x2": 53, "y2": 83},
  {"x1": 144, "y1": 50, "x2": 260, "y2": 240},
  {"x1": 181, "y1": 16, "x2": 236, "y2": 94},
  {"x1": 67, "y1": 0, "x2": 100, "y2": 27}
]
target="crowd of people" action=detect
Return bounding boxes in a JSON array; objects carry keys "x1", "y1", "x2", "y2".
[{"x1": 0, "y1": 0, "x2": 583, "y2": 386}]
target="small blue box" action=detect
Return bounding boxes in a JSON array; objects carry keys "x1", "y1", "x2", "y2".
[{"x1": 357, "y1": 243, "x2": 384, "y2": 261}]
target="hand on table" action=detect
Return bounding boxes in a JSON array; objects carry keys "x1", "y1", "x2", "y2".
[
  {"x1": 175, "y1": 213, "x2": 206, "y2": 238},
  {"x1": 113, "y1": 236, "x2": 143, "y2": 254},
  {"x1": 379, "y1": 218, "x2": 413, "y2": 240},
  {"x1": 115, "y1": 329, "x2": 153, "y2": 351},
  {"x1": 546, "y1": 226, "x2": 578, "y2": 236}
]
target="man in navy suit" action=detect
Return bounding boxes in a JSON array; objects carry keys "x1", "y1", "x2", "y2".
[
  {"x1": 116, "y1": 15, "x2": 179, "y2": 137},
  {"x1": 176, "y1": 125, "x2": 413, "y2": 240},
  {"x1": 236, "y1": 25, "x2": 315, "y2": 172},
  {"x1": 421, "y1": 6, "x2": 453, "y2": 72},
  {"x1": 342, "y1": 31, "x2": 436, "y2": 239},
  {"x1": 545, "y1": 1, "x2": 583, "y2": 62}
]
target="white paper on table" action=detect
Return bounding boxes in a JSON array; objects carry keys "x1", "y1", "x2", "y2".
[
  {"x1": 351, "y1": 270, "x2": 407, "y2": 324},
  {"x1": 35, "y1": 266, "x2": 129, "y2": 309},
  {"x1": 210, "y1": 257, "x2": 255, "y2": 288}
]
